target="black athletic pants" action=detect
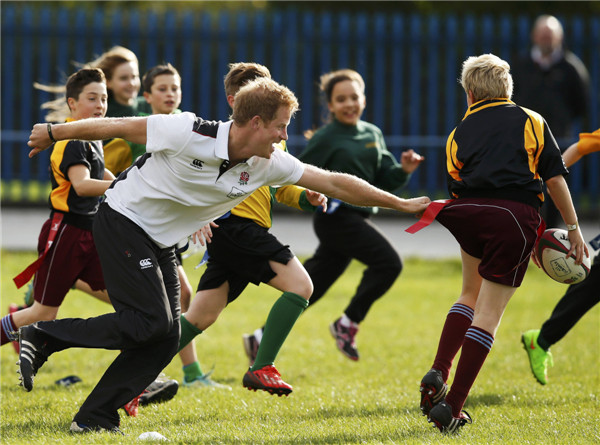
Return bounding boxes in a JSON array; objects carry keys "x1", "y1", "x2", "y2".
[
  {"x1": 303, "y1": 207, "x2": 402, "y2": 323},
  {"x1": 539, "y1": 254, "x2": 599, "y2": 347},
  {"x1": 33, "y1": 204, "x2": 181, "y2": 429}
]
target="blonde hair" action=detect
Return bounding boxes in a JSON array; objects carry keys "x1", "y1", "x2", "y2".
[
  {"x1": 224, "y1": 62, "x2": 272, "y2": 97},
  {"x1": 34, "y1": 82, "x2": 70, "y2": 123},
  {"x1": 231, "y1": 77, "x2": 299, "y2": 125},
  {"x1": 35, "y1": 47, "x2": 137, "y2": 122},
  {"x1": 460, "y1": 54, "x2": 513, "y2": 102},
  {"x1": 85, "y1": 46, "x2": 139, "y2": 81}
]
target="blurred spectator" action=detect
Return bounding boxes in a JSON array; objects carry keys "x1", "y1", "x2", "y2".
[
  {"x1": 511, "y1": 14, "x2": 590, "y2": 227},
  {"x1": 512, "y1": 14, "x2": 590, "y2": 140}
]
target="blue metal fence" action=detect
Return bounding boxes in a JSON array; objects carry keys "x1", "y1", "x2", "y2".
[{"x1": 1, "y1": 5, "x2": 599, "y2": 210}]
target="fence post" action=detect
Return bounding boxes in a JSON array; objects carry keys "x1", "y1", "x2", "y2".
[
  {"x1": 390, "y1": 14, "x2": 405, "y2": 143},
  {"x1": 1, "y1": 5, "x2": 16, "y2": 195},
  {"x1": 426, "y1": 15, "x2": 440, "y2": 196}
]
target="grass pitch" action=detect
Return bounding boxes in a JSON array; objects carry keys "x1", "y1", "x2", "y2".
[{"x1": 1, "y1": 250, "x2": 598, "y2": 444}]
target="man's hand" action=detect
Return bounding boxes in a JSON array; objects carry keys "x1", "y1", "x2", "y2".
[
  {"x1": 27, "y1": 123, "x2": 54, "y2": 158},
  {"x1": 305, "y1": 189, "x2": 328, "y2": 212},
  {"x1": 400, "y1": 196, "x2": 431, "y2": 214},
  {"x1": 400, "y1": 149, "x2": 425, "y2": 174}
]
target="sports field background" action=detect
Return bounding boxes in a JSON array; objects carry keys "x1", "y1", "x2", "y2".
[
  {"x1": 1, "y1": 2, "x2": 599, "y2": 442},
  {"x1": 1, "y1": 248, "x2": 598, "y2": 444}
]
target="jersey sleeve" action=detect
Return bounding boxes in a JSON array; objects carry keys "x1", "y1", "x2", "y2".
[
  {"x1": 266, "y1": 149, "x2": 305, "y2": 186},
  {"x1": 374, "y1": 150, "x2": 410, "y2": 191},
  {"x1": 577, "y1": 129, "x2": 600, "y2": 155},
  {"x1": 274, "y1": 185, "x2": 317, "y2": 211},
  {"x1": 56, "y1": 140, "x2": 92, "y2": 180},
  {"x1": 146, "y1": 112, "x2": 196, "y2": 156},
  {"x1": 537, "y1": 121, "x2": 569, "y2": 181}
]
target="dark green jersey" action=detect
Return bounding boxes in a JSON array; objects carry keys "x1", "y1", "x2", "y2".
[
  {"x1": 299, "y1": 118, "x2": 410, "y2": 213},
  {"x1": 106, "y1": 95, "x2": 152, "y2": 118}
]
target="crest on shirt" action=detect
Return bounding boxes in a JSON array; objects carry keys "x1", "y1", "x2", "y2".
[
  {"x1": 239, "y1": 171, "x2": 249, "y2": 185},
  {"x1": 190, "y1": 159, "x2": 204, "y2": 170}
]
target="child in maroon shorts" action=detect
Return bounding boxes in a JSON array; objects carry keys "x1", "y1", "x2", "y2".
[
  {"x1": 1, "y1": 68, "x2": 114, "y2": 345},
  {"x1": 415, "y1": 54, "x2": 588, "y2": 434}
]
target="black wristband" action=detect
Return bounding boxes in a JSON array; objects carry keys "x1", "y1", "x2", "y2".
[{"x1": 47, "y1": 123, "x2": 57, "y2": 143}]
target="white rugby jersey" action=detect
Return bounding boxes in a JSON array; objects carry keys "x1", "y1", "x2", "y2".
[{"x1": 105, "y1": 112, "x2": 304, "y2": 247}]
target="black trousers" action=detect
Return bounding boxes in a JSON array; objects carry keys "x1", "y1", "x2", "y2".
[
  {"x1": 539, "y1": 254, "x2": 599, "y2": 347},
  {"x1": 33, "y1": 204, "x2": 181, "y2": 429},
  {"x1": 303, "y1": 207, "x2": 402, "y2": 323}
]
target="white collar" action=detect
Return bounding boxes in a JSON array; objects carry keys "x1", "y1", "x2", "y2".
[{"x1": 215, "y1": 120, "x2": 232, "y2": 161}]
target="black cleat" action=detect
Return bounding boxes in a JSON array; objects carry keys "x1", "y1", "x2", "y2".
[
  {"x1": 139, "y1": 374, "x2": 179, "y2": 405},
  {"x1": 17, "y1": 324, "x2": 49, "y2": 392},
  {"x1": 427, "y1": 401, "x2": 472, "y2": 434},
  {"x1": 70, "y1": 421, "x2": 124, "y2": 435},
  {"x1": 420, "y1": 368, "x2": 447, "y2": 415}
]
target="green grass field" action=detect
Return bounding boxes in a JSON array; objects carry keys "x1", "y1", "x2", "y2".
[{"x1": 1, "y1": 250, "x2": 598, "y2": 444}]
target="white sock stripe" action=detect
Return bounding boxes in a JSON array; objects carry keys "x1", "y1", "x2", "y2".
[
  {"x1": 448, "y1": 305, "x2": 474, "y2": 320},
  {"x1": 454, "y1": 303, "x2": 474, "y2": 315},
  {"x1": 2, "y1": 317, "x2": 19, "y2": 341},
  {"x1": 465, "y1": 328, "x2": 494, "y2": 350}
]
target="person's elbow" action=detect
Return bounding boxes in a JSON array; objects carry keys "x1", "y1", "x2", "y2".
[
  {"x1": 71, "y1": 183, "x2": 90, "y2": 197},
  {"x1": 544, "y1": 174, "x2": 567, "y2": 196},
  {"x1": 545, "y1": 174, "x2": 565, "y2": 187}
]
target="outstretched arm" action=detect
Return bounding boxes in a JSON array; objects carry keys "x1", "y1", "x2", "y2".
[
  {"x1": 562, "y1": 140, "x2": 584, "y2": 168},
  {"x1": 27, "y1": 117, "x2": 148, "y2": 158},
  {"x1": 295, "y1": 164, "x2": 430, "y2": 214},
  {"x1": 563, "y1": 130, "x2": 600, "y2": 168}
]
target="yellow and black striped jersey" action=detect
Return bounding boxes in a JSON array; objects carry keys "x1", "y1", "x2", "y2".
[
  {"x1": 49, "y1": 133, "x2": 105, "y2": 218},
  {"x1": 446, "y1": 98, "x2": 568, "y2": 207}
]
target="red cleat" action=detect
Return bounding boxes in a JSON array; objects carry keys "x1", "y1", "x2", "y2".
[
  {"x1": 122, "y1": 393, "x2": 140, "y2": 417},
  {"x1": 242, "y1": 365, "x2": 292, "y2": 396}
]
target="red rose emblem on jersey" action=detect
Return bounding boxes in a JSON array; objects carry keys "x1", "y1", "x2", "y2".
[{"x1": 239, "y1": 171, "x2": 249, "y2": 185}]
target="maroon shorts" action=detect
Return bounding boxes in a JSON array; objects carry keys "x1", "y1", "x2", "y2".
[
  {"x1": 436, "y1": 198, "x2": 543, "y2": 287},
  {"x1": 32, "y1": 218, "x2": 105, "y2": 307}
]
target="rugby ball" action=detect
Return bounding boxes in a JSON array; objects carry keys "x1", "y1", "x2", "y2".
[{"x1": 535, "y1": 228, "x2": 591, "y2": 284}]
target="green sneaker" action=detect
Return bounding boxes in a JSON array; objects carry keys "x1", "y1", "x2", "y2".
[
  {"x1": 521, "y1": 329, "x2": 554, "y2": 385},
  {"x1": 183, "y1": 370, "x2": 231, "y2": 390}
]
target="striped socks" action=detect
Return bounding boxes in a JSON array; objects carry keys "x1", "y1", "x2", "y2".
[
  {"x1": 1, "y1": 314, "x2": 18, "y2": 345},
  {"x1": 432, "y1": 303, "x2": 474, "y2": 381},
  {"x1": 445, "y1": 326, "x2": 494, "y2": 417}
]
